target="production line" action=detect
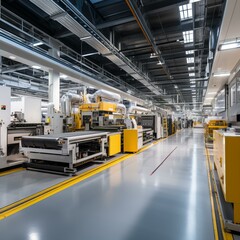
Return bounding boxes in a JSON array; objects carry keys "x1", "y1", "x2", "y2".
[{"x1": 1, "y1": 85, "x2": 181, "y2": 174}]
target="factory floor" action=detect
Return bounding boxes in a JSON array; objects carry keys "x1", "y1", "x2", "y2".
[{"x1": 0, "y1": 129, "x2": 216, "y2": 240}]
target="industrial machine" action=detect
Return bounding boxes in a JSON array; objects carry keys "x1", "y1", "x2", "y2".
[
  {"x1": 167, "y1": 116, "x2": 173, "y2": 136},
  {"x1": 21, "y1": 131, "x2": 109, "y2": 174},
  {"x1": 204, "y1": 119, "x2": 227, "y2": 143},
  {"x1": 162, "y1": 117, "x2": 168, "y2": 138},
  {"x1": 0, "y1": 86, "x2": 11, "y2": 167},
  {"x1": 80, "y1": 90, "x2": 127, "y2": 131},
  {"x1": 213, "y1": 130, "x2": 240, "y2": 225},
  {"x1": 0, "y1": 86, "x2": 44, "y2": 169},
  {"x1": 140, "y1": 114, "x2": 163, "y2": 139},
  {"x1": 123, "y1": 128, "x2": 143, "y2": 153}
]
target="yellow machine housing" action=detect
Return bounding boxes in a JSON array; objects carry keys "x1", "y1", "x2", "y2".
[
  {"x1": 214, "y1": 130, "x2": 240, "y2": 223},
  {"x1": 123, "y1": 129, "x2": 143, "y2": 153},
  {"x1": 205, "y1": 120, "x2": 227, "y2": 142},
  {"x1": 80, "y1": 102, "x2": 117, "y2": 112},
  {"x1": 162, "y1": 117, "x2": 168, "y2": 138},
  {"x1": 108, "y1": 133, "x2": 121, "y2": 156}
]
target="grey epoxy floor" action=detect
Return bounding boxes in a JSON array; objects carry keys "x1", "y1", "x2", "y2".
[
  {"x1": 0, "y1": 129, "x2": 214, "y2": 240},
  {"x1": 0, "y1": 171, "x2": 69, "y2": 208}
]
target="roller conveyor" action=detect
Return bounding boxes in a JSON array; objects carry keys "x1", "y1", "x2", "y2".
[{"x1": 21, "y1": 131, "x2": 109, "y2": 174}]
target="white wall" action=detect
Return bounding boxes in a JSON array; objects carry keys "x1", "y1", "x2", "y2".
[{"x1": 11, "y1": 96, "x2": 41, "y2": 123}]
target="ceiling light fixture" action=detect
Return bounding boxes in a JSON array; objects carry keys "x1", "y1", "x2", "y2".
[
  {"x1": 60, "y1": 74, "x2": 68, "y2": 79},
  {"x1": 189, "y1": 0, "x2": 201, "y2": 3},
  {"x1": 189, "y1": 73, "x2": 195, "y2": 77},
  {"x1": 174, "y1": 85, "x2": 178, "y2": 89},
  {"x1": 150, "y1": 53, "x2": 158, "y2": 58},
  {"x1": 33, "y1": 41, "x2": 43, "y2": 47},
  {"x1": 187, "y1": 57, "x2": 194, "y2": 63},
  {"x1": 9, "y1": 56, "x2": 16, "y2": 60},
  {"x1": 179, "y1": 4, "x2": 192, "y2": 21},
  {"x1": 213, "y1": 72, "x2": 230, "y2": 77},
  {"x1": 219, "y1": 39, "x2": 240, "y2": 51},
  {"x1": 32, "y1": 65, "x2": 41, "y2": 69},
  {"x1": 183, "y1": 30, "x2": 194, "y2": 43},
  {"x1": 186, "y1": 50, "x2": 194, "y2": 55},
  {"x1": 157, "y1": 61, "x2": 163, "y2": 65},
  {"x1": 80, "y1": 36, "x2": 92, "y2": 41}
]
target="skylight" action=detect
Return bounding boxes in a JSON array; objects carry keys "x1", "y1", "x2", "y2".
[
  {"x1": 187, "y1": 57, "x2": 194, "y2": 63},
  {"x1": 183, "y1": 30, "x2": 194, "y2": 43},
  {"x1": 186, "y1": 50, "x2": 194, "y2": 55},
  {"x1": 188, "y1": 67, "x2": 194, "y2": 71},
  {"x1": 179, "y1": 4, "x2": 192, "y2": 21}
]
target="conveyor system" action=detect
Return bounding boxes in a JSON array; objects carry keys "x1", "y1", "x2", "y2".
[{"x1": 21, "y1": 131, "x2": 108, "y2": 174}]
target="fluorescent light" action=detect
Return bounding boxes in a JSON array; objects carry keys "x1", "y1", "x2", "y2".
[
  {"x1": 213, "y1": 72, "x2": 230, "y2": 77},
  {"x1": 9, "y1": 56, "x2": 16, "y2": 60},
  {"x1": 150, "y1": 53, "x2": 158, "y2": 58},
  {"x1": 174, "y1": 85, "x2": 178, "y2": 89},
  {"x1": 32, "y1": 65, "x2": 41, "y2": 69},
  {"x1": 33, "y1": 41, "x2": 43, "y2": 47},
  {"x1": 205, "y1": 97, "x2": 213, "y2": 100},
  {"x1": 183, "y1": 30, "x2": 194, "y2": 43},
  {"x1": 190, "y1": 85, "x2": 196, "y2": 88},
  {"x1": 188, "y1": 67, "x2": 194, "y2": 71},
  {"x1": 189, "y1": 73, "x2": 195, "y2": 77},
  {"x1": 187, "y1": 57, "x2": 194, "y2": 63},
  {"x1": 189, "y1": 0, "x2": 201, "y2": 3},
  {"x1": 186, "y1": 50, "x2": 194, "y2": 55},
  {"x1": 60, "y1": 74, "x2": 67, "y2": 79},
  {"x1": 157, "y1": 61, "x2": 163, "y2": 65},
  {"x1": 179, "y1": 4, "x2": 192, "y2": 21},
  {"x1": 207, "y1": 92, "x2": 216, "y2": 95},
  {"x1": 219, "y1": 40, "x2": 240, "y2": 51},
  {"x1": 80, "y1": 36, "x2": 92, "y2": 41}
]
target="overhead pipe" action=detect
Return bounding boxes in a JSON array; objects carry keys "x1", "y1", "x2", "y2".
[
  {"x1": 61, "y1": 92, "x2": 83, "y2": 116},
  {"x1": 116, "y1": 103, "x2": 127, "y2": 115},
  {"x1": 93, "y1": 89, "x2": 121, "y2": 103},
  {"x1": 128, "y1": 106, "x2": 150, "y2": 114}
]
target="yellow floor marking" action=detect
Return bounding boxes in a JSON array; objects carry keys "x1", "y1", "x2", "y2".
[
  {"x1": 0, "y1": 167, "x2": 24, "y2": 177},
  {"x1": 205, "y1": 147, "x2": 233, "y2": 240},
  {"x1": 205, "y1": 148, "x2": 219, "y2": 240},
  {"x1": 0, "y1": 132, "x2": 177, "y2": 220}
]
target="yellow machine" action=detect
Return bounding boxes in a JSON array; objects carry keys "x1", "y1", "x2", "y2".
[
  {"x1": 107, "y1": 133, "x2": 121, "y2": 156},
  {"x1": 123, "y1": 129, "x2": 143, "y2": 153},
  {"x1": 204, "y1": 120, "x2": 227, "y2": 142},
  {"x1": 162, "y1": 117, "x2": 168, "y2": 138},
  {"x1": 213, "y1": 130, "x2": 240, "y2": 223},
  {"x1": 80, "y1": 102, "x2": 117, "y2": 112}
]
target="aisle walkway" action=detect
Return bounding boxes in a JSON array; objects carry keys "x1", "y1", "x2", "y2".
[{"x1": 0, "y1": 129, "x2": 214, "y2": 240}]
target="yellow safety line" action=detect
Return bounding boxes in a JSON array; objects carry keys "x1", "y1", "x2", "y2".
[
  {"x1": 205, "y1": 147, "x2": 233, "y2": 240},
  {"x1": 0, "y1": 132, "x2": 176, "y2": 220},
  {"x1": 0, "y1": 167, "x2": 24, "y2": 177},
  {"x1": 205, "y1": 147, "x2": 219, "y2": 240}
]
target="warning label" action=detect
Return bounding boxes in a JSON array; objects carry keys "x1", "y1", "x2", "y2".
[{"x1": 1, "y1": 105, "x2": 6, "y2": 110}]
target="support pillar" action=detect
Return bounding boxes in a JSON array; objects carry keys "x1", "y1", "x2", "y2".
[
  {"x1": 48, "y1": 70, "x2": 60, "y2": 111},
  {"x1": 48, "y1": 42, "x2": 60, "y2": 111}
]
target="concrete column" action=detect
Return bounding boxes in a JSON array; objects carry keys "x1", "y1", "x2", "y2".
[
  {"x1": 48, "y1": 41, "x2": 60, "y2": 111},
  {"x1": 48, "y1": 70, "x2": 60, "y2": 111}
]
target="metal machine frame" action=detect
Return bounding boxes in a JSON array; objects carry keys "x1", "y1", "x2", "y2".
[{"x1": 21, "y1": 131, "x2": 108, "y2": 174}]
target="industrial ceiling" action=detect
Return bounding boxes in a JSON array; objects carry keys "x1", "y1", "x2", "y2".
[{"x1": 0, "y1": 0, "x2": 225, "y2": 110}]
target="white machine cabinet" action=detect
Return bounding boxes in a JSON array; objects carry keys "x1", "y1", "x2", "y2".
[{"x1": 0, "y1": 86, "x2": 11, "y2": 157}]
